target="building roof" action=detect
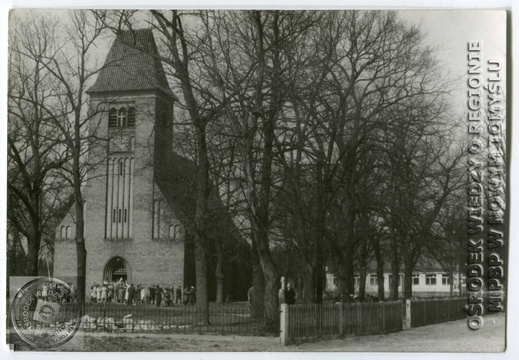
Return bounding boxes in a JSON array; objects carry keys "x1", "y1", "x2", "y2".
[
  {"x1": 87, "y1": 29, "x2": 175, "y2": 99},
  {"x1": 154, "y1": 150, "x2": 243, "y2": 244}
]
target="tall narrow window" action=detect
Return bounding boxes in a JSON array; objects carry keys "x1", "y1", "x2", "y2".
[
  {"x1": 108, "y1": 108, "x2": 118, "y2": 128},
  {"x1": 106, "y1": 157, "x2": 134, "y2": 239},
  {"x1": 117, "y1": 108, "x2": 127, "y2": 127},
  {"x1": 128, "y1": 107, "x2": 136, "y2": 127}
]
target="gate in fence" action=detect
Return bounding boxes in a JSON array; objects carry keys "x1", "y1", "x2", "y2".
[
  {"x1": 280, "y1": 301, "x2": 403, "y2": 345},
  {"x1": 406, "y1": 297, "x2": 466, "y2": 328}
]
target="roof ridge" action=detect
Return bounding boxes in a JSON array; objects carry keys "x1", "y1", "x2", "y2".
[{"x1": 87, "y1": 29, "x2": 175, "y2": 99}]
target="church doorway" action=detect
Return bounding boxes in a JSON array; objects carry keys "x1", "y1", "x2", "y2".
[{"x1": 104, "y1": 256, "x2": 130, "y2": 283}]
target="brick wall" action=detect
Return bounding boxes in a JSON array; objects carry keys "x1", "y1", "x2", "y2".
[{"x1": 53, "y1": 90, "x2": 185, "y2": 292}]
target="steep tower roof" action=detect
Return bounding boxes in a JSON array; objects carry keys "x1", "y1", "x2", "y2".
[{"x1": 87, "y1": 29, "x2": 174, "y2": 99}]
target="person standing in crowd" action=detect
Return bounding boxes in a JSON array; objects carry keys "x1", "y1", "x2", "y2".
[
  {"x1": 140, "y1": 285, "x2": 146, "y2": 305},
  {"x1": 164, "y1": 287, "x2": 171, "y2": 307},
  {"x1": 127, "y1": 283, "x2": 135, "y2": 305},
  {"x1": 144, "y1": 285, "x2": 150, "y2": 304},
  {"x1": 91, "y1": 285, "x2": 97, "y2": 303},
  {"x1": 176, "y1": 286, "x2": 182, "y2": 304},
  {"x1": 107, "y1": 282, "x2": 113, "y2": 303},
  {"x1": 188, "y1": 286, "x2": 196, "y2": 305},
  {"x1": 135, "y1": 284, "x2": 142, "y2": 305},
  {"x1": 100, "y1": 283, "x2": 108, "y2": 303},
  {"x1": 117, "y1": 284, "x2": 125, "y2": 303},
  {"x1": 96, "y1": 284, "x2": 102, "y2": 302},
  {"x1": 155, "y1": 285, "x2": 162, "y2": 307},
  {"x1": 149, "y1": 285, "x2": 155, "y2": 305},
  {"x1": 183, "y1": 287, "x2": 189, "y2": 305},
  {"x1": 284, "y1": 282, "x2": 296, "y2": 305}
]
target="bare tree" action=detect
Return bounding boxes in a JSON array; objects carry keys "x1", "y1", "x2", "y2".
[
  {"x1": 14, "y1": 10, "x2": 109, "y2": 311},
  {"x1": 8, "y1": 13, "x2": 72, "y2": 276}
]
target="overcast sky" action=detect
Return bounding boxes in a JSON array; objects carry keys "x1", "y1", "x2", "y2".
[{"x1": 398, "y1": 10, "x2": 507, "y2": 117}]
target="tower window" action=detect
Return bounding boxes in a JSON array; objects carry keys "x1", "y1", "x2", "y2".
[
  {"x1": 108, "y1": 106, "x2": 136, "y2": 128},
  {"x1": 128, "y1": 107, "x2": 136, "y2": 127},
  {"x1": 118, "y1": 108, "x2": 127, "y2": 127},
  {"x1": 109, "y1": 108, "x2": 117, "y2": 127}
]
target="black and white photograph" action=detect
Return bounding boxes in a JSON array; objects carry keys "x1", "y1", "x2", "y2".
[{"x1": 2, "y1": 3, "x2": 510, "y2": 355}]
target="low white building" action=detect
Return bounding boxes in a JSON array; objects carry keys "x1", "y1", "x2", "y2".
[{"x1": 326, "y1": 268, "x2": 465, "y2": 299}]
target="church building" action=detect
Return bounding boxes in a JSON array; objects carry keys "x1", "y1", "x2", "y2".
[{"x1": 53, "y1": 29, "x2": 250, "y2": 301}]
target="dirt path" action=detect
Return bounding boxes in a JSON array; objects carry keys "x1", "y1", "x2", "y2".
[{"x1": 11, "y1": 313, "x2": 505, "y2": 352}]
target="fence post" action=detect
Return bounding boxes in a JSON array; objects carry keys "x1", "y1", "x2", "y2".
[
  {"x1": 405, "y1": 299, "x2": 411, "y2": 329},
  {"x1": 382, "y1": 302, "x2": 386, "y2": 332},
  {"x1": 280, "y1": 303, "x2": 289, "y2": 346},
  {"x1": 338, "y1": 303, "x2": 344, "y2": 338}
]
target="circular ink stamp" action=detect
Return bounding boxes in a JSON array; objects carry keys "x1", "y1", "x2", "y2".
[{"x1": 11, "y1": 277, "x2": 82, "y2": 348}]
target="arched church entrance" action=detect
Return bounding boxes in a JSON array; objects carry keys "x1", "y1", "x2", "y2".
[{"x1": 104, "y1": 256, "x2": 131, "y2": 282}]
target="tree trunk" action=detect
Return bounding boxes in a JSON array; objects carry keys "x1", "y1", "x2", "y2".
[
  {"x1": 359, "y1": 266, "x2": 366, "y2": 301},
  {"x1": 74, "y1": 107, "x2": 87, "y2": 314},
  {"x1": 390, "y1": 248, "x2": 400, "y2": 301},
  {"x1": 215, "y1": 270, "x2": 224, "y2": 304},
  {"x1": 255, "y1": 225, "x2": 279, "y2": 329},
  {"x1": 194, "y1": 122, "x2": 210, "y2": 325},
  {"x1": 449, "y1": 272, "x2": 454, "y2": 297},
  {"x1": 75, "y1": 200, "x2": 87, "y2": 314},
  {"x1": 26, "y1": 228, "x2": 40, "y2": 276},
  {"x1": 262, "y1": 261, "x2": 279, "y2": 330},
  {"x1": 315, "y1": 162, "x2": 325, "y2": 304},
  {"x1": 376, "y1": 266, "x2": 385, "y2": 301},
  {"x1": 215, "y1": 241, "x2": 224, "y2": 304},
  {"x1": 358, "y1": 240, "x2": 368, "y2": 301},
  {"x1": 404, "y1": 264, "x2": 413, "y2": 300},
  {"x1": 372, "y1": 237, "x2": 385, "y2": 301},
  {"x1": 194, "y1": 238, "x2": 209, "y2": 324},
  {"x1": 301, "y1": 263, "x2": 315, "y2": 303},
  {"x1": 338, "y1": 248, "x2": 355, "y2": 302},
  {"x1": 251, "y1": 240, "x2": 265, "y2": 319}
]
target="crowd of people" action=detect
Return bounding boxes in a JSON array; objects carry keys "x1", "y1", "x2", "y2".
[{"x1": 90, "y1": 279, "x2": 197, "y2": 307}]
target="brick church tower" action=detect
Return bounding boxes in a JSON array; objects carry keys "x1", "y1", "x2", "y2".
[{"x1": 54, "y1": 30, "x2": 251, "y2": 299}]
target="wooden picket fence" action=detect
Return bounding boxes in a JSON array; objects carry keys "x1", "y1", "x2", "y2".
[
  {"x1": 281, "y1": 301, "x2": 403, "y2": 345},
  {"x1": 407, "y1": 297, "x2": 466, "y2": 328}
]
